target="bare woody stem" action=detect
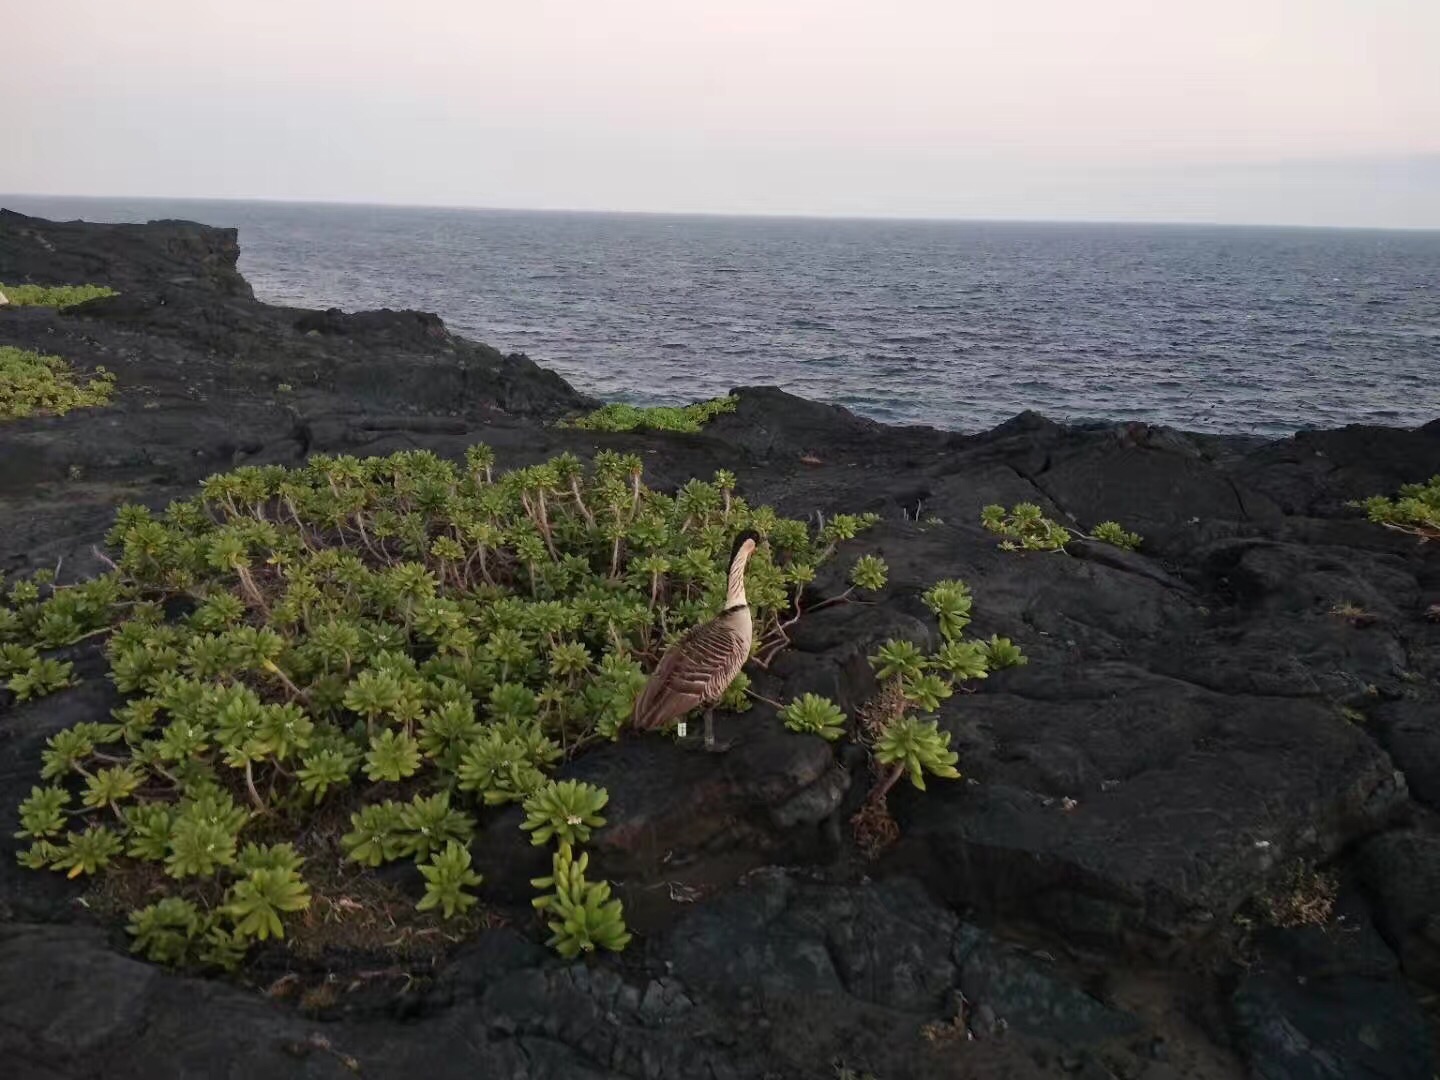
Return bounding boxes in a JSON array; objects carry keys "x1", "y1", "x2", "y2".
[
  {"x1": 872, "y1": 762, "x2": 906, "y2": 804},
  {"x1": 570, "y1": 477, "x2": 596, "y2": 527},
  {"x1": 261, "y1": 659, "x2": 307, "y2": 702},
  {"x1": 243, "y1": 758, "x2": 268, "y2": 814}
]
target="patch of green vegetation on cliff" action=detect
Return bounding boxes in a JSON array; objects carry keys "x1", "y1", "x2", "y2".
[
  {"x1": 1, "y1": 283, "x2": 117, "y2": 309},
  {"x1": 6, "y1": 446, "x2": 971, "y2": 972},
  {"x1": 980, "y1": 502, "x2": 1143, "y2": 552},
  {"x1": 0, "y1": 345, "x2": 115, "y2": 421},
  {"x1": 1357, "y1": 475, "x2": 1440, "y2": 542},
  {"x1": 562, "y1": 395, "x2": 737, "y2": 434}
]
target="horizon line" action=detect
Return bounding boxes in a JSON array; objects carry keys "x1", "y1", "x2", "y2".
[{"x1": 3, "y1": 190, "x2": 1438, "y2": 234}]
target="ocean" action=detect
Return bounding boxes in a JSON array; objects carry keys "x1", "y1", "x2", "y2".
[{"x1": 3, "y1": 195, "x2": 1438, "y2": 435}]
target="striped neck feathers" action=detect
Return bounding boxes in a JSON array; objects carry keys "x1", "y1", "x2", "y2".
[{"x1": 724, "y1": 543, "x2": 754, "y2": 609}]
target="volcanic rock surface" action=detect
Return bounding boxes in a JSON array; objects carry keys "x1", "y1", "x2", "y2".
[{"x1": 2, "y1": 208, "x2": 1439, "y2": 1079}]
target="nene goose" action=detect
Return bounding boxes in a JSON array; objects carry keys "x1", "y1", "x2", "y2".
[{"x1": 632, "y1": 530, "x2": 759, "y2": 751}]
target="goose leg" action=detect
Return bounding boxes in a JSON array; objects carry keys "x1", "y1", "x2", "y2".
[{"x1": 703, "y1": 709, "x2": 733, "y2": 753}]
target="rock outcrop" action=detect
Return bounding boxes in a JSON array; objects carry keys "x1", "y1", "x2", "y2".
[{"x1": 2, "y1": 209, "x2": 1438, "y2": 1079}]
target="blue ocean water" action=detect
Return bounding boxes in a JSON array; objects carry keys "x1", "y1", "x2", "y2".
[{"x1": 4, "y1": 195, "x2": 1438, "y2": 435}]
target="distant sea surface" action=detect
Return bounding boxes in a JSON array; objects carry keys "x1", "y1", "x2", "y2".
[{"x1": 5, "y1": 195, "x2": 1439, "y2": 435}]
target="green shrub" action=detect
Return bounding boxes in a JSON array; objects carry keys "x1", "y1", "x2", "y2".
[
  {"x1": 780, "y1": 693, "x2": 847, "y2": 741},
  {"x1": 922, "y1": 579, "x2": 972, "y2": 640},
  {"x1": 1090, "y1": 521, "x2": 1142, "y2": 551},
  {"x1": 848, "y1": 574, "x2": 1026, "y2": 854},
  {"x1": 1356, "y1": 476, "x2": 1440, "y2": 542},
  {"x1": 1, "y1": 282, "x2": 117, "y2": 309},
  {"x1": 417, "y1": 841, "x2": 484, "y2": 918},
  {"x1": 849, "y1": 555, "x2": 888, "y2": 591},
  {"x1": 871, "y1": 639, "x2": 926, "y2": 682},
  {"x1": 980, "y1": 504, "x2": 1142, "y2": 553},
  {"x1": 562, "y1": 395, "x2": 737, "y2": 434},
  {"x1": 983, "y1": 634, "x2": 1026, "y2": 669},
  {"x1": 521, "y1": 779, "x2": 608, "y2": 846},
  {"x1": 981, "y1": 502, "x2": 1070, "y2": 551},
  {"x1": 530, "y1": 842, "x2": 632, "y2": 957},
  {"x1": 0, "y1": 345, "x2": 115, "y2": 420},
  {"x1": 7, "y1": 446, "x2": 880, "y2": 969},
  {"x1": 873, "y1": 715, "x2": 960, "y2": 791}
]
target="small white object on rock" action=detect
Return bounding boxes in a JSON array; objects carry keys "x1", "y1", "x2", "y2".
[{"x1": 0, "y1": 289, "x2": 9, "y2": 306}]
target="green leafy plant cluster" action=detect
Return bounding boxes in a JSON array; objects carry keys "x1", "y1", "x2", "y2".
[
  {"x1": 1356, "y1": 475, "x2": 1440, "y2": 542},
  {"x1": 562, "y1": 395, "x2": 738, "y2": 434},
  {"x1": 10, "y1": 445, "x2": 880, "y2": 969},
  {"x1": 1090, "y1": 521, "x2": 1142, "y2": 550},
  {"x1": 0, "y1": 568, "x2": 125, "y2": 699},
  {"x1": 520, "y1": 778, "x2": 630, "y2": 956},
  {"x1": 848, "y1": 577, "x2": 1027, "y2": 856},
  {"x1": 780, "y1": 693, "x2": 847, "y2": 741},
  {"x1": 0, "y1": 282, "x2": 117, "y2": 308},
  {"x1": 0, "y1": 345, "x2": 115, "y2": 421},
  {"x1": 981, "y1": 503, "x2": 1142, "y2": 552},
  {"x1": 531, "y1": 840, "x2": 632, "y2": 957}
]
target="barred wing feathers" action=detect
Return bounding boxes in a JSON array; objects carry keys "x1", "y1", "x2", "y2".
[{"x1": 631, "y1": 611, "x2": 751, "y2": 731}]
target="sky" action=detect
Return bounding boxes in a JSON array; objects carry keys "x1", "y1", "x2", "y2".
[{"x1": 3, "y1": 0, "x2": 1438, "y2": 227}]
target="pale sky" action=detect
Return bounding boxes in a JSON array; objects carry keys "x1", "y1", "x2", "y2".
[{"x1": 4, "y1": 0, "x2": 1438, "y2": 226}]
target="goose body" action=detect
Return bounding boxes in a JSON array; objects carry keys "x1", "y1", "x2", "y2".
[{"x1": 632, "y1": 532, "x2": 757, "y2": 750}]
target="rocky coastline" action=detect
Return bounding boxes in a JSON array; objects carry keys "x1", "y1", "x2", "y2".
[{"x1": 2, "y1": 208, "x2": 1438, "y2": 1079}]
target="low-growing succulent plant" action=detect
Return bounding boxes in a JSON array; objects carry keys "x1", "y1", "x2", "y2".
[
  {"x1": 1356, "y1": 475, "x2": 1440, "y2": 542},
  {"x1": 128, "y1": 897, "x2": 206, "y2": 965},
  {"x1": 8, "y1": 656, "x2": 75, "y2": 701},
  {"x1": 562, "y1": 395, "x2": 737, "y2": 434},
  {"x1": 1, "y1": 344, "x2": 116, "y2": 421},
  {"x1": 780, "y1": 693, "x2": 847, "y2": 741},
  {"x1": 363, "y1": 728, "x2": 423, "y2": 782},
  {"x1": 844, "y1": 571, "x2": 1027, "y2": 856},
  {"x1": 983, "y1": 634, "x2": 1027, "y2": 669},
  {"x1": 15, "y1": 785, "x2": 69, "y2": 841},
  {"x1": 981, "y1": 502, "x2": 1072, "y2": 551},
  {"x1": 874, "y1": 715, "x2": 961, "y2": 791},
  {"x1": 530, "y1": 842, "x2": 632, "y2": 958},
  {"x1": 0, "y1": 282, "x2": 117, "y2": 309},
  {"x1": 850, "y1": 554, "x2": 889, "y2": 592},
  {"x1": 521, "y1": 779, "x2": 608, "y2": 847},
  {"x1": 922, "y1": 579, "x2": 973, "y2": 641},
  {"x1": 417, "y1": 840, "x2": 484, "y2": 918},
  {"x1": 51, "y1": 825, "x2": 125, "y2": 878},
  {"x1": 342, "y1": 801, "x2": 407, "y2": 867},
  {"x1": 931, "y1": 640, "x2": 990, "y2": 681},
  {"x1": 870, "y1": 639, "x2": 927, "y2": 682},
  {"x1": 902, "y1": 672, "x2": 954, "y2": 713},
  {"x1": 165, "y1": 813, "x2": 240, "y2": 879},
  {"x1": 1090, "y1": 521, "x2": 1142, "y2": 551},
  {"x1": 225, "y1": 865, "x2": 311, "y2": 941},
  {"x1": 981, "y1": 503, "x2": 1143, "y2": 556},
  {"x1": 1, "y1": 442, "x2": 904, "y2": 968}
]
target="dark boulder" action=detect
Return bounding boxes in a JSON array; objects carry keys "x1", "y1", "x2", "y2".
[
  {"x1": 1355, "y1": 830, "x2": 1440, "y2": 987},
  {"x1": 1370, "y1": 700, "x2": 1440, "y2": 812},
  {"x1": 0, "y1": 208, "x2": 253, "y2": 299},
  {"x1": 1237, "y1": 421, "x2": 1440, "y2": 518},
  {"x1": 1232, "y1": 972, "x2": 1433, "y2": 1080}
]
